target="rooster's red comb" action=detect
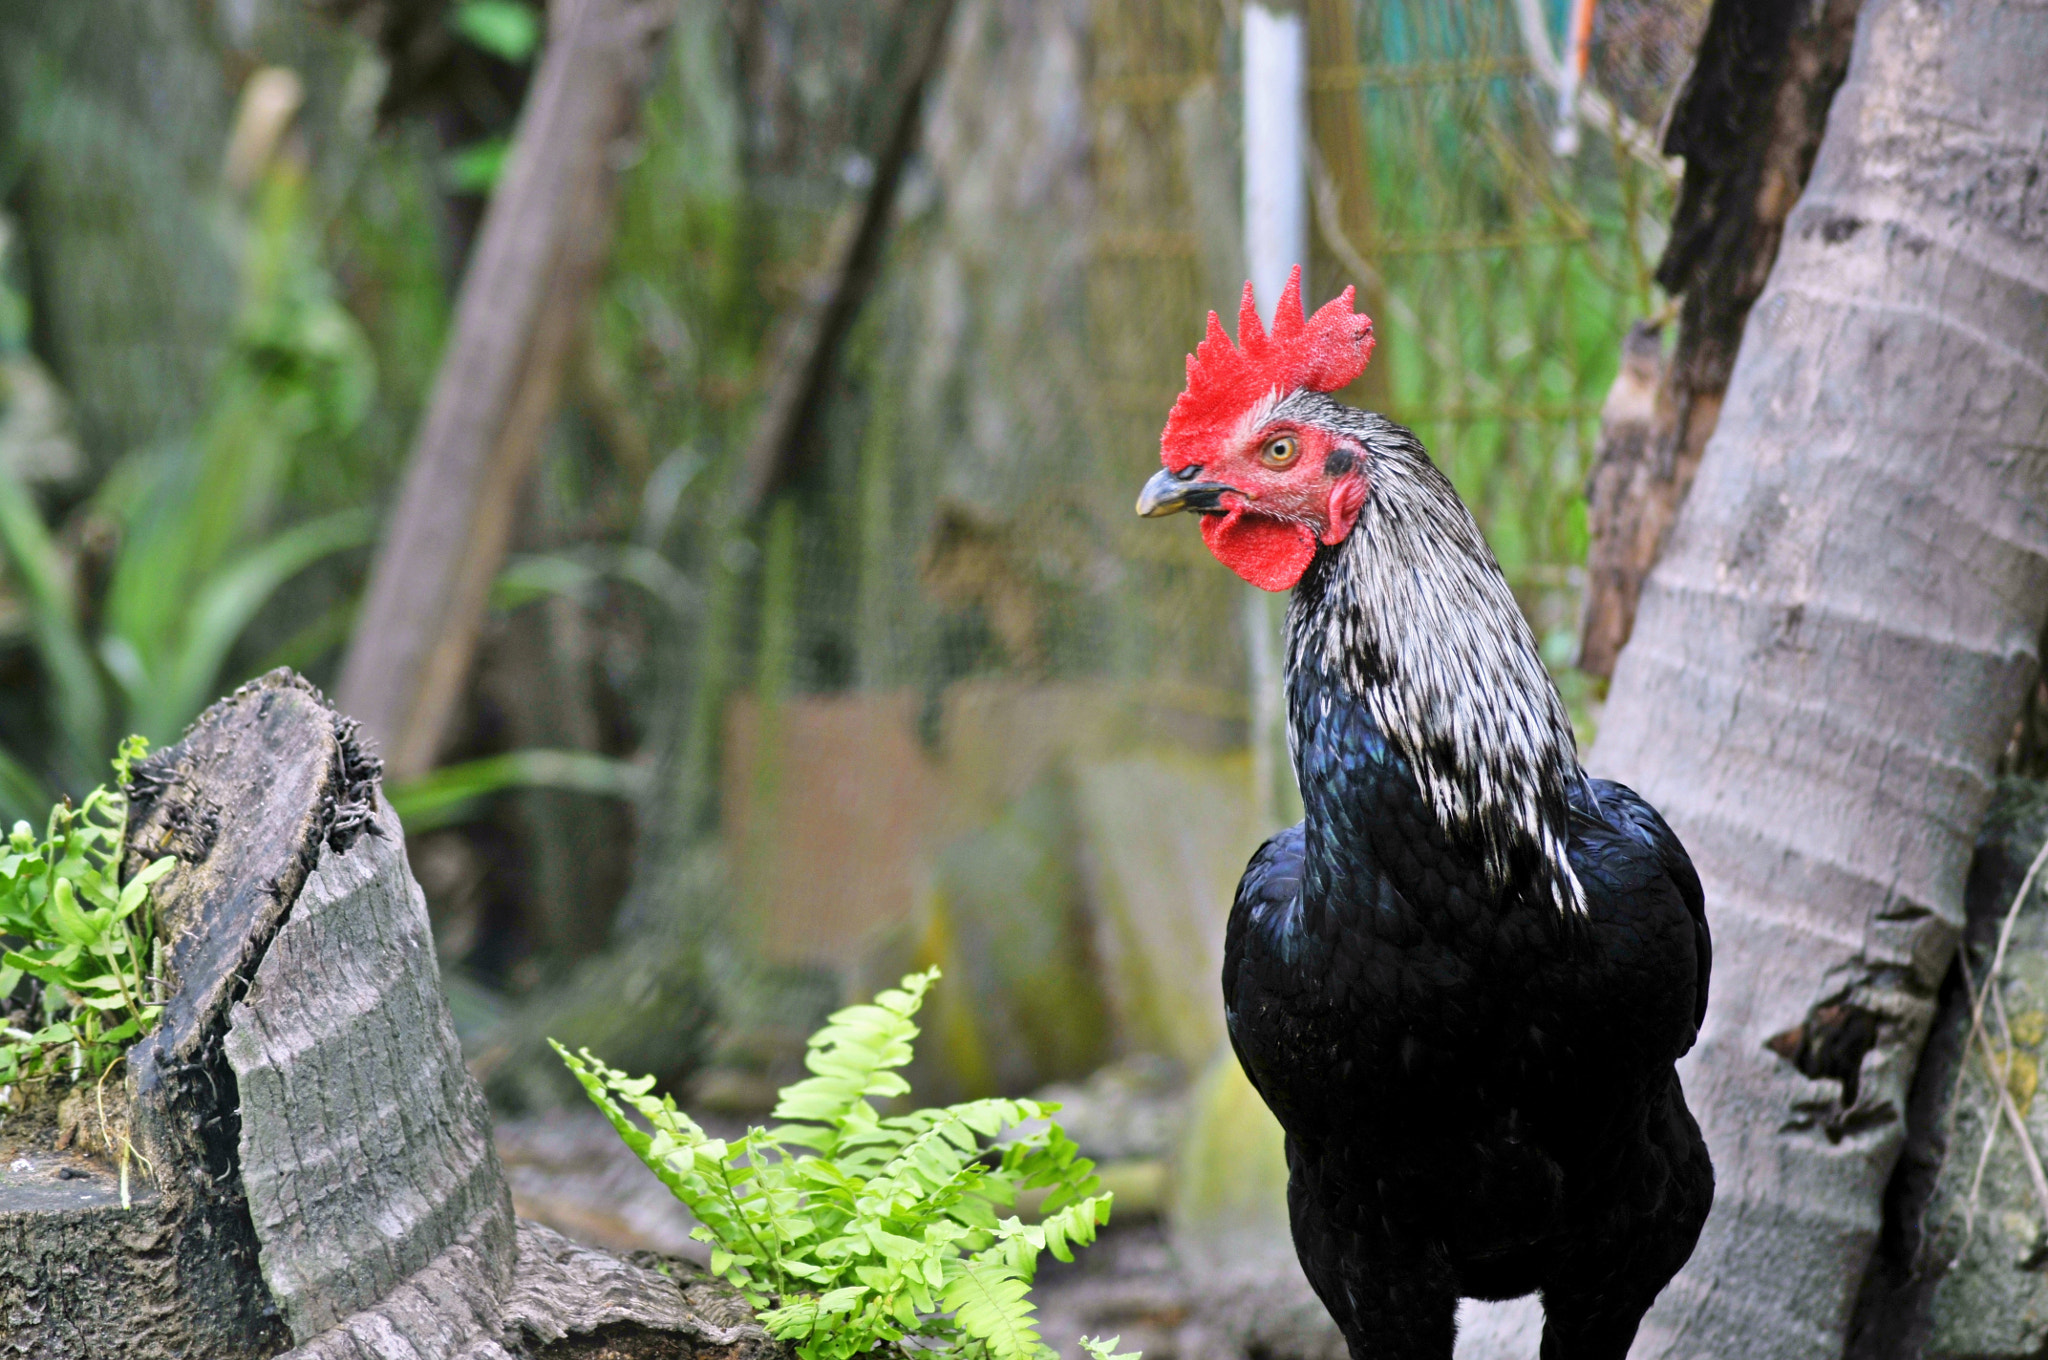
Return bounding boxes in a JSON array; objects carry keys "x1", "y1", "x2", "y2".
[{"x1": 1161, "y1": 266, "x2": 1375, "y2": 470}]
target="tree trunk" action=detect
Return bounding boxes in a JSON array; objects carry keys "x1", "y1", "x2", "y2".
[
  {"x1": 1588, "y1": 1, "x2": 2048, "y2": 1357},
  {"x1": 2, "y1": 672, "x2": 773, "y2": 1359},
  {"x1": 335, "y1": 0, "x2": 673, "y2": 782},
  {"x1": 1575, "y1": 0, "x2": 1863, "y2": 680}
]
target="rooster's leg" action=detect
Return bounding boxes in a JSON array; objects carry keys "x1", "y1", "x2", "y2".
[{"x1": 1286, "y1": 1139, "x2": 1457, "y2": 1360}]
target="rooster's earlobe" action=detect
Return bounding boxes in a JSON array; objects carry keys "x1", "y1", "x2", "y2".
[{"x1": 1322, "y1": 474, "x2": 1368, "y2": 545}]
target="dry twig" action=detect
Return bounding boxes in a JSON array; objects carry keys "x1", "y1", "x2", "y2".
[{"x1": 1953, "y1": 832, "x2": 2048, "y2": 1248}]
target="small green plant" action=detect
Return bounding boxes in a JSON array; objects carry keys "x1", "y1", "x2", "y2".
[
  {"x1": 555, "y1": 969, "x2": 1135, "y2": 1360},
  {"x1": 0, "y1": 737, "x2": 174, "y2": 1087}
]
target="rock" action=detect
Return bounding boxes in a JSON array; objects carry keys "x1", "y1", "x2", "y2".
[
  {"x1": 899, "y1": 774, "x2": 1113, "y2": 1100},
  {"x1": 1027, "y1": 1218, "x2": 1345, "y2": 1360},
  {"x1": 0, "y1": 355, "x2": 84, "y2": 487},
  {"x1": 1167, "y1": 1048, "x2": 1293, "y2": 1279},
  {"x1": 1032, "y1": 1053, "x2": 1189, "y2": 1163},
  {"x1": 495, "y1": 1109, "x2": 707, "y2": 1260},
  {"x1": 1851, "y1": 777, "x2": 2048, "y2": 1359},
  {"x1": 1072, "y1": 753, "x2": 1270, "y2": 1071}
]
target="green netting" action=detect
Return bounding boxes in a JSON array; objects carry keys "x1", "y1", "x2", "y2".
[
  {"x1": 0, "y1": 0, "x2": 1708, "y2": 1102},
  {"x1": 578, "y1": 0, "x2": 1705, "y2": 1096}
]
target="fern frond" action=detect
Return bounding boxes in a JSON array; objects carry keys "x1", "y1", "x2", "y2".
[
  {"x1": 1037, "y1": 1194, "x2": 1112, "y2": 1263},
  {"x1": 1080, "y1": 1336, "x2": 1142, "y2": 1360},
  {"x1": 772, "y1": 967, "x2": 938, "y2": 1156},
  {"x1": 555, "y1": 970, "x2": 1137, "y2": 1360},
  {"x1": 942, "y1": 1255, "x2": 1049, "y2": 1360}
]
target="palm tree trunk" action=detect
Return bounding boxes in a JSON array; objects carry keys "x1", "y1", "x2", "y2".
[{"x1": 1588, "y1": 1, "x2": 2048, "y2": 1356}]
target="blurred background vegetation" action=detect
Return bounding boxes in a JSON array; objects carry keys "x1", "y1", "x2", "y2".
[{"x1": 0, "y1": 0, "x2": 1703, "y2": 1118}]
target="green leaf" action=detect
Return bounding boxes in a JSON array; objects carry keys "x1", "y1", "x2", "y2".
[
  {"x1": 450, "y1": 0, "x2": 540, "y2": 62},
  {"x1": 0, "y1": 470, "x2": 106, "y2": 786},
  {"x1": 493, "y1": 553, "x2": 603, "y2": 611},
  {"x1": 116, "y1": 856, "x2": 176, "y2": 918},
  {"x1": 139, "y1": 508, "x2": 376, "y2": 744},
  {"x1": 445, "y1": 137, "x2": 513, "y2": 194},
  {"x1": 1081, "y1": 1336, "x2": 1141, "y2": 1360},
  {"x1": 387, "y1": 749, "x2": 649, "y2": 834},
  {"x1": 45, "y1": 877, "x2": 102, "y2": 947},
  {"x1": 771, "y1": 969, "x2": 938, "y2": 1157},
  {"x1": 941, "y1": 1257, "x2": 1046, "y2": 1360}
]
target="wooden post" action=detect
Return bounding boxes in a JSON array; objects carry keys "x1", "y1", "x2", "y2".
[{"x1": 335, "y1": 0, "x2": 674, "y2": 782}]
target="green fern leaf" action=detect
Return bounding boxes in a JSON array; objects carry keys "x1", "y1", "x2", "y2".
[
  {"x1": 1081, "y1": 1336, "x2": 1142, "y2": 1360},
  {"x1": 770, "y1": 968, "x2": 937, "y2": 1156},
  {"x1": 942, "y1": 1256, "x2": 1048, "y2": 1360},
  {"x1": 556, "y1": 969, "x2": 1137, "y2": 1360}
]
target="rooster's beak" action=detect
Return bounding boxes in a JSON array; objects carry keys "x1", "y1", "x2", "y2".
[{"x1": 1137, "y1": 467, "x2": 1232, "y2": 517}]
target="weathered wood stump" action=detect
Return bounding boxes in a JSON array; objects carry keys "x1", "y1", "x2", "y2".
[{"x1": 0, "y1": 671, "x2": 774, "y2": 1360}]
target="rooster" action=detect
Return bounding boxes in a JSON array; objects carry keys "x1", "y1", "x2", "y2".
[{"x1": 1136, "y1": 270, "x2": 1712, "y2": 1360}]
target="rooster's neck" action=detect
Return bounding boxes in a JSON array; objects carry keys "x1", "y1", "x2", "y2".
[{"x1": 1281, "y1": 416, "x2": 1585, "y2": 917}]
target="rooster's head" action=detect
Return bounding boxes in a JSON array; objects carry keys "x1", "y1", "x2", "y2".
[{"x1": 1136, "y1": 266, "x2": 1375, "y2": 591}]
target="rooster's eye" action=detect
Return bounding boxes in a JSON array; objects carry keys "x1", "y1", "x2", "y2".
[{"x1": 1260, "y1": 435, "x2": 1301, "y2": 469}]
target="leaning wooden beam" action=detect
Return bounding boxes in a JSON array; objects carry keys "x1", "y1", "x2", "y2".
[
  {"x1": 732, "y1": 0, "x2": 960, "y2": 515},
  {"x1": 1, "y1": 672, "x2": 767, "y2": 1359},
  {"x1": 335, "y1": 0, "x2": 674, "y2": 782}
]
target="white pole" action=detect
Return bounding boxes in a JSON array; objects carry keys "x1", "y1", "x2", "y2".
[
  {"x1": 1552, "y1": 0, "x2": 1596, "y2": 156},
  {"x1": 1241, "y1": 2, "x2": 1308, "y2": 828},
  {"x1": 1242, "y1": 3, "x2": 1309, "y2": 325}
]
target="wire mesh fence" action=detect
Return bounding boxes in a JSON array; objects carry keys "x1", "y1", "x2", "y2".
[
  {"x1": 0, "y1": 0, "x2": 1710, "y2": 1098},
  {"x1": 660, "y1": 0, "x2": 1709, "y2": 1094}
]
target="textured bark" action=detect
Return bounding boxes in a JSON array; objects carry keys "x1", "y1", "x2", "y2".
[
  {"x1": 3, "y1": 672, "x2": 784, "y2": 1357},
  {"x1": 1575, "y1": 0, "x2": 1863, "y2": 679},
  {"x1": 335, "y1": 0, "x2": 674, "y2": 781},
  {"x1": 273, "y1": 1220, "x2": 771, "y2": 1360},
  {"x1": 227, "y1": 793, "x2": 516, "y2": 1339},
  {"x1": 1588, "y1": 1, "x2": 2048, "y2": 1357},
  {"x1": 2, "y1": 672, "x2": 363, "y2": 1359}
]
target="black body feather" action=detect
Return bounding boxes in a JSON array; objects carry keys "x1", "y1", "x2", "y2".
[{"x1": 1221, "y1": 412, "x2": 1712, "y2": 1360}]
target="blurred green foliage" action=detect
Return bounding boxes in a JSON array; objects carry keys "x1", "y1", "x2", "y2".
[
  {"x1": 442, "y1": 0, "x2": 540, "y2": 192},
  {"x1": 0, "y1": 162, "x2": 376, "y2": 806},
  {"x1": 1347, "y1": 2, "x2": 1676, "y2": 727},
  {"x1": 451, "y1": 1, "x2": 542, "y2": 65}
]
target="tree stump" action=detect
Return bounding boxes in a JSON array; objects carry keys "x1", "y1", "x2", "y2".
[{"x1": 1, "y1": 671, "x2": 775, "y2": 1360}]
